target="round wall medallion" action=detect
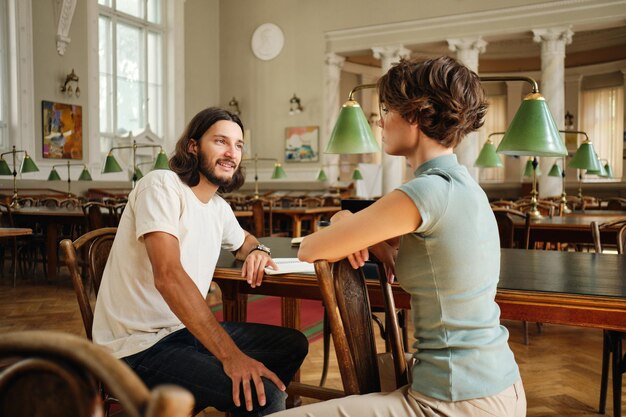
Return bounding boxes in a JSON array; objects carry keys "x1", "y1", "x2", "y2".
[{"x1": 251, "y1": 23, "x2": 284, "y2": 61}]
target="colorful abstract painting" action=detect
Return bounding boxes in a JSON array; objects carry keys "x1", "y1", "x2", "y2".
[
  {"x1": 285, "y1": 126, "x2": 319, "y2": 162},
  {"x1": 42, "y1": 100, "x2": 83, "y2": 159}
]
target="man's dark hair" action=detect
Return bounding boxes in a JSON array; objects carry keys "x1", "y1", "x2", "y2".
[
  {"x1": 377, "y1": 55, "x2": 488, "y2": 149},
  {"x1": 169, "y1": 107, "x2": 246, "y2": 193}
]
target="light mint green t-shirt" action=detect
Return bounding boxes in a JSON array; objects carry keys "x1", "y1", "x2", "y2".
[{"x1": 397, "y1": 154, "x2": 520, "y2": 401}]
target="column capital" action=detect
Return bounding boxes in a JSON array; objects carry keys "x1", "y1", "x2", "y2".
[
  {"x1": 446, "y1": 37, "x2": 487, "y2": 54},
  {"x1": 325, "y1": 52, "x2": 346, "y2": 69},
  {"x1": 372, "y1": 45, "x2": 411, "y2": 69},
  {"x1": 532, "y1": 26, "x2": 573, "y2": 45}
]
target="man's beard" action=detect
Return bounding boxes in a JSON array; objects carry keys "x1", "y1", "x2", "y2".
[{"x1": 197, "y1": 152, "x2": 236, "y2": 188}]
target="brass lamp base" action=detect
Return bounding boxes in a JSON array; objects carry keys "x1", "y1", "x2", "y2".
[{"x1": 528, "y1": 207, "x2": 543, "y2": 219}]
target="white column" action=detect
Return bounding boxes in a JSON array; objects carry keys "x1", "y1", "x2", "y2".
[
  {"x1": 372, "y1": 45, "x2": 411, "y2": 194},
  {"x1": 447, "y1": 37, "x2": 487, "y2": 181},
  {"x1": 324, "y1": 53, "x2": 346, "y2": 186},
  {"x1": 532, "y1": 27, "x2": 573, "y2": 198}
]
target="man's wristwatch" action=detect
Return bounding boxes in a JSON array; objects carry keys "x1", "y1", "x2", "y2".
[{"x1": 249, "y1": 243, "x2": 271, "y2": 256}]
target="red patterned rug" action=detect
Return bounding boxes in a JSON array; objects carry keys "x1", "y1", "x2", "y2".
[{"x1": 211, "y1": 295, "x2": 325, "y2": 342}]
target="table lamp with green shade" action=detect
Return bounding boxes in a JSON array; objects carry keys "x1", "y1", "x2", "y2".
[
  {"x1": 241, "y1": 155, "x2": 287, "y2": 198},
  {"x1": 599, "y1": 159, "x2": 614, "y2": 179},
  {"x1": 475, "y1": 132, "x2": 504, "y2": 168},
  {"x1": 0, "y1": 146, "x2": 40, "y2": 208},
  {"x1": 547, "y1": 157, "x2": 571, "y2": 214},
  {"x1": 566, "y1": 130, "x2": 601, "y2": 203},
  {"x1": 47, "y1": 160, "x2": 93, "y2": 197},
  {"x1": 133, "y1": 151, "x2": 170, "y2": 180},
  {"x1": 102, "y1": 140, "x2": 169, "y2": 188}
]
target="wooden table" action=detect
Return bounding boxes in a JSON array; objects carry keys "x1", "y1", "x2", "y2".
[
  {"x1": 213, "y1": 237, "x2": 626, "y2": 332},
  {"x1": 514, "y1": 214, "x2": 625, "y2": 246},
  {"x1": 269, "y1": 206, "x2": 341, "y2": 237},
  {"x1": 11, "y1": 207, "x2": 88, "y2": 280}
]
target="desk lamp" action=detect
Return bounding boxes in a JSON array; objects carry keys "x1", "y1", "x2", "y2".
[
  {"x1": 0, "y1": 146, "x2": 40, "y2": 208},
  {"x1": 547, "y1": 158, "x2": 571, "y2": 214},
  {"x1": 102, "y1": 140, "x2": 169, "y2": 188},
  {"x1": 242, "y1": 155, "x2": 287, "y2": 198},
  {"x1": 475, "y1": 132, "x2": 504, "y2": 168},
  {"x1": 521, "y1": 157, "x2": 543, "y2": 218},
  {"x1": 567, "y1": 130, "x2": 601, "y2": 203},
  {"x1": 47, "y1": 161, "x2": 92, "y2": 197},
  {"x1": 599, "y1": 159, "x2": 614, "y2": 179}
]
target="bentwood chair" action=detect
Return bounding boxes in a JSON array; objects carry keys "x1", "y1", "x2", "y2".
[
  {"x1": 591, "y1": 219, "x2": 626, "y2": 417},
  {"x1": 314, "y1": 259, "x2": 410, "y2": 395},
  {"x1": 0, "y1": 330, "x2": 193, "y2": 417}
]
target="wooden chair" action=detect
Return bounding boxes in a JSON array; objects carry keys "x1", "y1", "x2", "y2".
[
  {"x1": 591, "y1": 219, "x2": 626, "y2": 417},
  {"x1": 313, "y1": 259, "x2": 409, "y2": 395},
  {"x1": 60, "y1": 227, "x2": 117, "y2": 340},
  {"x1": 605, "y1": 197, "x2": 626, "y2": 211},
  {"x1": 0, "y1": 330, "x2": 193, "y2": 417}
]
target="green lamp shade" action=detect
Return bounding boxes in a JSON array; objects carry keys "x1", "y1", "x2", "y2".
[
  {"x1": 271, "y1": 163, "x2": 287, "y2": 179},
  {"x1": 568, "y1": 141, "x2": 601, "y2": 172},
  {"x1": 474, "y1": 141, "x2": 503, "y2": 167},
  {"x1": 78, "y1": 168, "x2": 92, "y2": 181},
  {"x1": 325, "y1": 101, "x2": 380, "y2": 154},
  {"x1": 604, "y1": 162, "x2": 614, "y2": 179},
  {"x1": 134, "y1": 166, "x2": 144, "y2": 180},
  {"x1": 153, "y1": 150, "x2": 170, "y2": 170},
  {"x1": 523, "y1": 158, "x2": 541, "y2": 177},
  {"x1": 548, "y1": 163, "x2": 563, "y2": 177},
  {"x1": 47, "y1": 168, "x2": 61, "y2": 181},
  {"x1": 103, "y1": 153, "x2": 123, "y2": 173},
  {"x1": 0, "y1": 159, "x2": 10, "y2": 175},
  {"x1": 20, "y1": 155, "x2": 39, "y2": 173},
  {"x1": 496, "y1": 93, "x2": 567, "y2": 157},
  {"x1": 587, "y1": 162, "x2": 608, "y2": 177},
  {"x1": 316, "y1": 169, "x2": 328, "y2": 182},
  {"x1": 351, "y1": 168, "x2": 364, "y2": 180}
]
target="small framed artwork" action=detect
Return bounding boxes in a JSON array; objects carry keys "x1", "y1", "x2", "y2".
[
  {"x1": 42, "y1": 100, "x2": 83, "y2": 159},
  {"x1": 285, "y1": 126, "x2": 319, "y2": 162}
]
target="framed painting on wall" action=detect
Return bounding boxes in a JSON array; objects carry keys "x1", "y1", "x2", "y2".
[
  {"x1": 42, "y1": 100, "x2": 83, "y2": 159},
  {"x1": 285, "y1": 126, "x2": 319, "y2": 162}
]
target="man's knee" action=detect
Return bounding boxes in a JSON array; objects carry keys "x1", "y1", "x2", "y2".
[{"x1": 262, "y1": 380, "x2": 289, "y2": 415}]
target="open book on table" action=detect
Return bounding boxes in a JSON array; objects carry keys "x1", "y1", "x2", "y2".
[{"x1": 264, "y1": 258, "x2": 315, "y2": 275}]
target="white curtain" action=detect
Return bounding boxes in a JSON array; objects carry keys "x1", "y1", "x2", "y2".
[
  {"x1": 580, "y1": 86, "x2": 624, "y2": 180},
  {"x1": 477, "y1": 95, "x2": 507, "y2": 182}
]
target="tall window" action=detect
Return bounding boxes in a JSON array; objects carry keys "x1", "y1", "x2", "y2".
[
  {"x1": 580, "y1": 85, "x2": 624, "y2": 180},
  {"x1": 0, "y1": 0, "x2": 9, "y2": 150},
  {"x1": 477, "y1": 95, "x2": 507, "y2": 182},
  {"x1": 98, "y1": 0, "x2": 164, "y2": 153}
]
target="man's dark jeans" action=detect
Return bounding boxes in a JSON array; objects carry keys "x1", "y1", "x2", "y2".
[{"x1": 122, "y1": 322, "x2": 308, "y2": 416}]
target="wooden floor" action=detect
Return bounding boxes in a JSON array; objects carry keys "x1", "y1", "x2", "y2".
[{"x1": 0, "y1": 272, "x2": 624, "y2": 416}]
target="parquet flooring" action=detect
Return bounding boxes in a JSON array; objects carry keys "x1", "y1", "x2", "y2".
[{"x1": 1, "y1": 274, "x2": 624, "y2": 416}]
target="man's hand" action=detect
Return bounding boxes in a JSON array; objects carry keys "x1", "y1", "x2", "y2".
[
  {"x1": 330, "y1": 210, "x2": 369, "y2": 269},
  {"x1": 222, "y1": 350, "x2": 286, "y2": 411},
  {"x1": 242, "y1": 250, "x2": 277, "y2": 288}
]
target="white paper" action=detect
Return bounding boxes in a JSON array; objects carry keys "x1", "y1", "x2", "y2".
[{"x1": 265, "y1": 258, "x2": 315, "y2": 275}]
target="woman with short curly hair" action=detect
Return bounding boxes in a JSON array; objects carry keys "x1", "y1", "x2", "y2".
[{"x1": 278, "y1": 56, "x2": 526, "y2": 417}]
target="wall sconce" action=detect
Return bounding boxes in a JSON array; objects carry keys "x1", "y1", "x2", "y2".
[
  {"x1": 228, "y1": 97, "x2": 241, "y2": 115},
  {"x1": 47, "y1": 160, "x2": 92, "y2": 197},
  {"x1": 242, "y1": 154, "x2": 287, "y2": 198},
  {"x1": 102, "y1": 139, "x2": 169, "y2": 188},
  {"x1": 60, "y1": 68, "x2": 80, "y2": 98},
  {"x1": 0, "y1": 146, "x2": 40, "y2": 208},
  {"x1": 289, "y1": 94, "x2": 303, "y2": 115}
]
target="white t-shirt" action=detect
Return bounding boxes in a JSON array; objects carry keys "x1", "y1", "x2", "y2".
[{"x1": 92, "y1": 170, "x2": 245, "y2": 358}]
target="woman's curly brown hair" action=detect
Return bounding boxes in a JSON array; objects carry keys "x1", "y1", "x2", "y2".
[
  {"x1": 169, "y1": 107, "x2": 246, "y2": 193},
  {"x1": 377, "y1": 55, "x2": 488, "y2": 149}
]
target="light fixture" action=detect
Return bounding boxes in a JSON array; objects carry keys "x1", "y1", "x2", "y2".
[
  {"x1": 242, "y1": 154, "x2": 287, "y2": 198},
  {"x1": 325, "y1": 83, "x2": 381, "y2": 154},
  {"x1": 289, "y1": 94, "x2": 303, "y2": 115},
  {"x1": 567, "y1": 130, "x2": 601, "y2": 203},
  {"x1": 600, "y1": 159, "x2": 614, "y2": 179},
  {"x1": 316, "y1": 168, "x2": 328, "y2": 182},
  {"x1": 475, "y1": 132, "x2": 504, "y2": 168},
  {"x1": 0, "y1": 146, "x2": 40, "y2": 208},
  {"x1": 315, "y1": 162, "x2": 363, "y2": 197},
  {"x1": 60, "y1": 68, "x2": 80, "y2": 98},
  {"x1": 523, "y1": 158, "x2": 542, "y2": 177},
  {"x1": 521, "y1": 157, "x2": 543, "y2": 219},
  {"x1": 102, "y1": 137, "x2": 169, "y2": 188},
  {"x1": 47, "y1": 160, "x2": 92, "y2": 197},
  {"x1": 586, "y1": 160, "x2": 608, "y2": 178},
  {"x1": 228, "y1": 97, "x2": 241, "y2": 115},
  {"x1": 547, "y1": 156, "x2": 571, "y2": 214}
]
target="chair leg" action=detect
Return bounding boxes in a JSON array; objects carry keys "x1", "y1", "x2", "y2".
[
  {"x1": 523, "y1": 321, "x2": 529, "y2": 345},
  {"x1": 599, "y1": 330, "x2": 611, "y2": 414},
  {"x1": 319, "y1": 308, "x2": 331, "y2": 386},
  {"x1": 611, "y1": 331, "x2": 622, "y2": 417}
]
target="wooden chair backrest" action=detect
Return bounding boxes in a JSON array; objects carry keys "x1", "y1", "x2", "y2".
[
  {"x1": 60, "y1": 228, "x2": 117, "y2": 340},
  {"x1": 0, "y1": 330, "x2": 193, "y2": 417},
  {"x1": 314, "y1": 259, "x2": 408, "y2": 395},
  {"x1": 591, "y1": 218, "x2": 626, "y2": 254},
  {"x1": 81, "y1": 202, "x2": 111, "y2": 231},
  {"x1": 492, "y1": 208, "x2": 530, "y2": 249}
]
